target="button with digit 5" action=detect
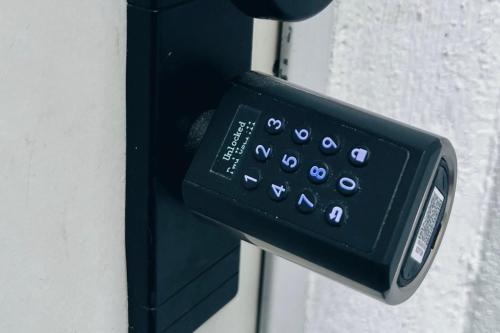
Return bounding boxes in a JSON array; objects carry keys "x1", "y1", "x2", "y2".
[{"x1": 281, "y1": 150, "x2": 300, "y2": 173}]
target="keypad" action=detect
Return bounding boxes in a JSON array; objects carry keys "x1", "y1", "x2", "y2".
[{"x1": 243, "y1": 115, "x2": 372, "y2": 227}]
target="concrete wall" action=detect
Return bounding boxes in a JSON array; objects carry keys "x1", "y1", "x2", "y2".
[{"x1": 263, "y1": 1, "x2": 500, "y2": 332}]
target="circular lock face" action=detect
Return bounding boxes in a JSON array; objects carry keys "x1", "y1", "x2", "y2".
[{"x1": 231, "y1": 0, "x2": 333, "y2": 22}]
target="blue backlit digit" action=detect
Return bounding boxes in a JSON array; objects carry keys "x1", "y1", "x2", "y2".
[
  {"x1": 281, "y1": 152, "x2": 299, "y2": 172},
  {"x1": 308, "y1": 164, "x2": 328, "y2": 184},
  {"x1": 320, "y1": 136, "x2": 340, "y2": 155},
  {"x1": 266, "y1": 118, "x2": 284, "y2": 134},
  {"x1": 254, "y1": 144, "x2": 272, "y2": 161},
  {"x1": 292, "y1": 127, "x2": 311, "y2": 144}
]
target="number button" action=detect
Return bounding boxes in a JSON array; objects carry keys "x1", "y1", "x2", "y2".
[
  {"x1": 292, "y1": 127, "x2": 311, "y2": 144},
  {"x1": 325, "y1": 204, "x2": 345, "y2": 226},
  {"x1": 349, "y1": 147, "x2": 370, "y2": 166},
  {"x1": 320, "y1": 136, "x2": 340, "y2": 155},
  {"x1": 308, "y1": 163, "x2": 329, "y2": 184},
  {"x1": 281, "y1": 151, "x2": 300, "y2": 173},
  {"x1": 269, "y1": 182, "x2": 289, "y2": 202},
  {"x1": 265, "y1": 117, "x2": 285, "y2": 134},
  {"x1": 296, "y1": 190, "x2": 317, "y2": 213},
  {"x1": 241, "y1": 168, "x2": 262, "y2": 190},
  {"x1": 254, "y1": 144, "x2": 272, "y2": 162},
  {"x1": 337, "y1": 177, "x2": 359, "y2": 196}
]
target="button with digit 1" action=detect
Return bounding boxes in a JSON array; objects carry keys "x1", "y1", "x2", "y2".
[{"x1": 241, "y1": 168, "x2": 262, "y2": 190}]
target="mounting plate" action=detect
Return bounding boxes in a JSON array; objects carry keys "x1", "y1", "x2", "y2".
[{"x1": 126, "y1": 1, "x2": 253, "y2": 332}]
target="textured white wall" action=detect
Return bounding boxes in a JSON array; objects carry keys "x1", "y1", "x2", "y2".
[
  {"x1": 264, "y1": 1, "x2": 500, "y2": 332},
  {"x1": 0, "y1": 1, "x2": 128, "y2": 332}
]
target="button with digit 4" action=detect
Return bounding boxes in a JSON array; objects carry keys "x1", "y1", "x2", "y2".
[
  {"x1": 241, "y1": 168, "x2": 262, "y2": 190},
  {"x1": 325, "y1": 204, "x2": 345, "y2": 226},
  {"x1": 269, "y1": 182, "x2": 289, "y2": 201},
  {"x1": 308, "y1": 162, "x2": 329, "y2": 184},
  {"x1": 320, "y1": 136, "x2": 340, "y2": 155},
  {"x1": 349, "y1": 147, "x2": 370, "y2": 166},
  {"x1": 337, "y1": 176, "x2": 359, "y2": 196},
  {"x1": 292, "y1": 127, "x2": 311, "y2": 144},
  {"x1": 296, "y1": 190, "x2": 317, "y2": 213},
  {"x1": 265, "y1": 116, "x2": 285, "y2": 134},
  {"x1": 281, "y1": 150, "x2": 300, "y2": 173},
  {"x1": 254, "y1": 144, "x2": 272, "y2": 162}
]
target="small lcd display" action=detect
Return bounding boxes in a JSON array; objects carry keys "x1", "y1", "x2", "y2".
[{"x1": 210, "y1": 105, "x2": 261, "y2": 179}]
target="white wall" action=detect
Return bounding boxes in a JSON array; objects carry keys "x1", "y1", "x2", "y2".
[
  {"x1": 263, "y1": 1, "x2": 500, "y2": 332},
  {"x1": 0, "y1": 2, "x2": 279, "y2": 332},
  {"x1": 0, "y1": 1, "x2": 128, "y2": 332}
]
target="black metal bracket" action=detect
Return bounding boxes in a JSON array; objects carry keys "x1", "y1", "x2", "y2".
[{"x1": 126, "y1": 1, "x2": 252, "y2": 332}]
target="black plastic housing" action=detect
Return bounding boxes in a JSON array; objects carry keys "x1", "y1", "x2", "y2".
[
  {"x1": 183, "y1": 72, "x2": 457, "y2": 304},
  {"x1": 231, "y1": 0, "x2": 333, "y2": 21}
]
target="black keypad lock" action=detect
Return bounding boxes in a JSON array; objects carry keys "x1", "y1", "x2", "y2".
[{"x1": 183, "y1": 71, "x2": 457, "y2": 304}]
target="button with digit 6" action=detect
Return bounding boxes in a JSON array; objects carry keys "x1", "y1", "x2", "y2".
[{"x1": 292, "y1": 127, "x2": 311, "y2": 144}]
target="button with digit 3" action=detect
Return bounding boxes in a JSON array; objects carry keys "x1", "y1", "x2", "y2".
[
  {"x1": 292, "y1": 127, "x2": 311, "y2": 144},
  {"x1": 265, "y1": 116, "x2": 285, "y2": 134},
  {"x1": 280, "y1": 150, "x2": 300, "y2": 173},
  {"x1": 308, "y1": 162, "x2": 329, "y2": 184}
]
